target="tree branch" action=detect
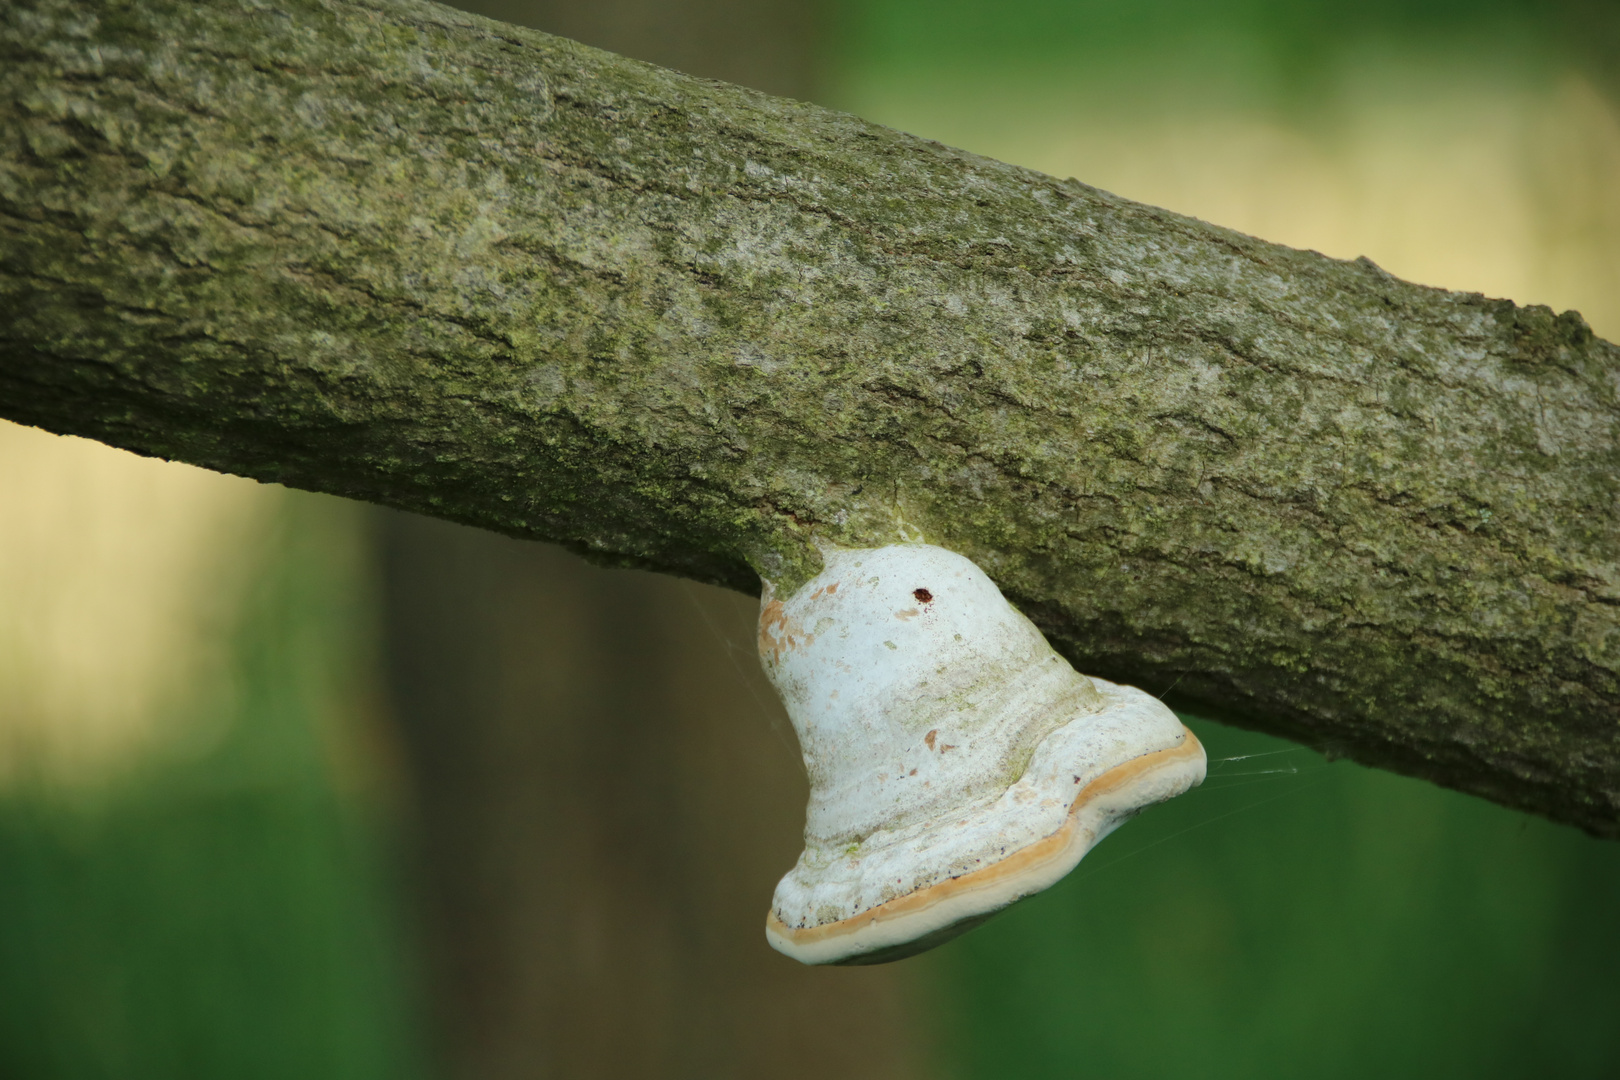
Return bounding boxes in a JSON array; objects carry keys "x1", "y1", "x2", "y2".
[{"x1": 4, "y1": 0, "x2": 1618, "y2": 835}]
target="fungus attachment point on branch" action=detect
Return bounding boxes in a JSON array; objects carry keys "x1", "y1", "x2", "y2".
[{"x1": 758, "y1": 544, "x2": 1206, "y2": 965}]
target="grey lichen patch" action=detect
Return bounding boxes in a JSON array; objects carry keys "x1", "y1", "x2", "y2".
[{"x1": 4, "y1": 0, "x2": 1620, "y2": 835}]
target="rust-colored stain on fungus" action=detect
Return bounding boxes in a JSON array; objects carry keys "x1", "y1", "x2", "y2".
[{"x1": 759, "y1": 598, "x2": 810, "y2": 665}]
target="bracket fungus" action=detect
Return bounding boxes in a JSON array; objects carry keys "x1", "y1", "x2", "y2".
[{"x1": 758, "y1": 544, "x2": 1206, "y2": 965}]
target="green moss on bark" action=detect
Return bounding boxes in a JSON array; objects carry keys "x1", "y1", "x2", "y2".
[{"x1": 4, "y1": 0, "x2": 1619, "y2": 834}]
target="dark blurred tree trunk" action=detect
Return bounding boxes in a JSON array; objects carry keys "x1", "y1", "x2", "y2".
[
  {"x1": 381, "y1": 517, "x2": 922, "y2": 1078},
  {"x1": 455, "y1": 0, "x2": 818, "y2": 103},
  {"x1": 378, "y1": 5, "x2": 921, "y2": 1078}
]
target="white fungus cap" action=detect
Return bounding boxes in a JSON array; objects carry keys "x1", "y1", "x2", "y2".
[{"x1": 759, "y1": 543, "x2": 1205, "y2": 965}]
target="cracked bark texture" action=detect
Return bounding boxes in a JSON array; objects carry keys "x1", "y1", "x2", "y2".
[{"x1": 2, "y1": 0, "x2": 1618, "y2": 836}]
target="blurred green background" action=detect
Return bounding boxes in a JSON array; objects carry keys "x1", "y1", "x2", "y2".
[{"x1": 1, "y1": 1, "x2": 1617, "y2": 1078}]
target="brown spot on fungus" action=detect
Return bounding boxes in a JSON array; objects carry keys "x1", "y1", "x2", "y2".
[
  {"x1": 913, "y1": 588, "x2": 933, "y2": 603},
  {"x1": 757, "y1": 599, "x2": 808, "y2": 665},
  {"x1": 924, "y1": 730, "x2": 937, "y2": 750}
]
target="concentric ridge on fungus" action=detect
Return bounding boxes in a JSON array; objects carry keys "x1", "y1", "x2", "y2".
[{"x1": 758, "y1": 544, "x2": 1206, "y2": 965}]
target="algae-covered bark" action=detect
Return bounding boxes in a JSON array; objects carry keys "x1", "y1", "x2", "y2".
[{"x1": 2, "y1": 0, "x2": 1618, "y2": 834}]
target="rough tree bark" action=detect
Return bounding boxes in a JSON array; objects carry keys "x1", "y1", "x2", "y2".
[{"x1": 2, "y1": 0, "x2": 1618, "y2": 835}]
